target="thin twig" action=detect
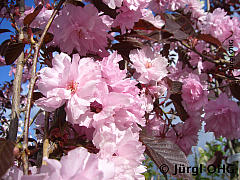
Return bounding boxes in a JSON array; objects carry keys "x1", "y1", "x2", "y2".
[
  {"x1": 179, "y1": 41, "x2": 230, "y2": 65},
  {"x1": 22, "y1": 0, "x2": 65, "y2": 174},
  {"x1": 42, "y1": 111, "x2": 50, "y2": 165}
]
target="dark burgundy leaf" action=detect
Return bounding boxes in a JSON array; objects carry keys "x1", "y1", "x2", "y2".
[
  {"x1": 133, "y1": 19, "x2": 161, "y2": 31},
  {"x1": 23, "y1": 4, "x2": 43, "y2": 26},
  {"x1": 111, "y1": 41, "x2": 142, "y2": 58},
  {"x1": 140, "y1": 131, "x2": 192, "y2": 179},
  {"x1": 161, "y1": 44, "x2": 170, "y2": 58},
  {"x1": 67, "y1": 0, "x2": 85, "y2": 7},
  {"x1": 164, "y1": 16, "x2": 188, "y2": 40},
  {"x1": 0, "y1": 39, "x2": 11, "y2": 56},
  {"x1": 0, "y1": 29, "x2": 12, "y2": 34},
  {"x1": 164, "y1": 77, "x2": 183, "y2": 94},
  {"x1": 230, "y1": 82, "x2": 240, "y2": 101},
  {"x1": 173, "y1": 14, "x2": 195, "y2": 36},
  {"x1": 91, "y1": 0, "x2": 117, "y2": 19},
  {"x1": 170, "y1": 94, "x2": 189, "y2": 121},
  {"x1": 0, "y1": 139, "x2": 15, "y2": 178},
  {"x1": 0, "y1": 90, "x2": 4, "y2": 98},
  {"x1": 233, "y1": 53, "x2": 240, "y2": 66},
  {"x1": 4, "y1": 42, "x2": 25, "y2": 65},
  {"x1": 118, "y1": 60, "x2": 126, "y2": 70},
  {"x1": 43, "y1": 32, "x2": 54, "y2": 44},
  {"x1": 196, "y1": 34, "x2": 222, "y2": 47},
  {"x1": 32, "y1": 92, "x2": 44, "y2": 102}
]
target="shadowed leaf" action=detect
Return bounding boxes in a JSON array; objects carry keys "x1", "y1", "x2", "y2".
[
  {"x1": 91, "y1": 0, "x2": 117, "y2": 18},
  {"x1": 170, "y1": 94, "x2": 189, "y2": 121},
  {"x1": 196, "y1": 34, "x2": 222, "y2": 47},
  {"x1": 164, "y1": 16, "x2": 188, "y2": 40},
  {"x1": 67, "y1": 0, "x2": 85, "y2": 7},
  {"x1": 230, "y1": 83, "x2": 240, "y2": 101},
  {"x1": 134, "y1": 19, "x2": 161, "y2": 31},
  {"x1": 140, "y1": 131, "x2": 192, "y2": 179},
  {"x1": 0, "y1": 139, "x2": 15, "y2": 178},
  {"x1": 0, "y1": 29, "x2": 12, "y2": 34},
  {"x1": 23, "y1": 4, "x2": 43, "y2": 26},
  {"x1": 3, "y1": 42, "x2": 25, "y2": 65},
  {"x1": 32, "y1": 92, "x2": 44, "y2": 102},
  {"x1": 43, "y1": 32, "x2": 54, "y2": 44}
]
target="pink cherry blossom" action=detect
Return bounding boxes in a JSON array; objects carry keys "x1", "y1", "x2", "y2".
[
  {"x1": 102, "y1": 0, "x2": 123, "y2": 9},
  {"x1": 35, "y1": 52, "x2": 102, "y2": 124},
  {"x1": 102, "y1": 0, "x2": 149, "y2": 10},
  {"x1": 199, "y1": 8, "x2": 240, "y2": 50},
  {"x1": 149, "y1": 0, "x2": 205, "y2": 19},
  {"x1": 22, "y1": 147, "x2": 108, "y2": 180},
  {"x1": 204, "y1": 93, "x2": 240, "y2": 140},
  {"x1": 123, "y1": 0, "x2": 150, "y2": 10},
  {"x1": 52, "y1": 4, "x2": 109, "y2": 56},
  {"x1": 141, "y1": 9, "x2": 164, "y2": 29},
  {"x1": 93, "y1": 124, "x2": 146, "y2": 179},
  {"x1": 112, "y1": 6, "x2": 142, "y2": 34},
  {"x1": 181, "y1": 73, "x2": 208, "y2": 111},
  {"x1": 129, "y1": 46, "x2": 168, "y2": 84}
]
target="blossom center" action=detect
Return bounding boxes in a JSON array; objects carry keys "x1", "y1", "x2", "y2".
[
  {"x1": 145, "y1": 61, "x2": 152, "y2": 68},
  {"x1": 78, "y1": 29, "x2": 84, "y2": 39},
  {"x1": 67, "y1": 81, "x2": 78, "y2": 93}
]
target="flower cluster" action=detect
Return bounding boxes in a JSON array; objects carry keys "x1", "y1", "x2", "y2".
[{"x1": 35, "y1": 51, "x2": 146, "y2": 179}]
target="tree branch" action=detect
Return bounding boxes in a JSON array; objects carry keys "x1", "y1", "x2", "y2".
[
  {"x1": 7, "y1": 24, "x2": 24, "y2": 141},
  {"x1": 42, "y1": 111, "x2": 49, "y2": 165},
  {"x1": 22, "y1": 0, "x2": 65, "y2": 174}
]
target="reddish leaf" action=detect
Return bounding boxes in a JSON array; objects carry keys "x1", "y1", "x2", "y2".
[
  {"x1": 3, "y1": 42, "x2": 25, "y2": 65},
  {"x1": 32, "y1": 92, "x2": 44, "y2": 102},
  {"x1": 230, "y1": 83, "x2": 240, "y2": 101},
  {"x1": 111, "y1": 41, "x2": 142, "y2": 59},
  {"x1": 43, "y1": 32, "x2": 54, "y2": 44},
  {"x1": 133, "y1": 19, "x2": 161, "y2": 31},
  {"x1": 23, "y1": 4, "x2": 43, "y2": 26},
  {"x1": 196, "y1": 34, "x2": 222, "y2": 47},
  {"x1": 0, "y1": 39, "x2": 11, "y2": 56},
  {"x1": 164, "y1": 16, "x2": 188, "y2": 40},
  {"x1": 170, "y1": 94, "x2": 189, "y2": 121},
  {"x1": 0, "y1": 29, "x2": 12, "y2": 34},
  {"x1": 66, "y1": 0, "x2": 85, "y2": 7},
  {"x1": 0, "y1": 139, "x2": 15, "y2": 178},
  {"x1": 160, "y1": 44, "x2": 170, "y2": 58},
  {"x1": 91, "y1": 0, "x2": 117, "y2": 18},
  {"x1": 140, "y1": 131, "x2": 192, "y2": 179},
  {"x1": 164, "y1": 77, "x2": 183, "y2": 94},
  {"x1": 173, "y1": 14, "x2": 195, "y2": 36},
  {"x1": 233, "y1": 53, "x2": 240, "y2": 66}
]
